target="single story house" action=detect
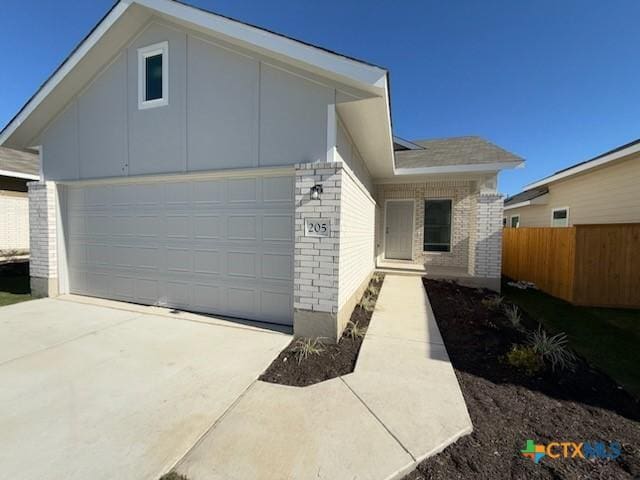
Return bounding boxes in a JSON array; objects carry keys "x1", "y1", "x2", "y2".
[
  {"x1": 0, "y1": 147, "x2": 39, "y2": 256},
  {"x1": 504, "y1": 138, "x2": 640, "y2": 228},
  {"x1": 0, "y1": 0, "x2": 522, "y2": 341}
]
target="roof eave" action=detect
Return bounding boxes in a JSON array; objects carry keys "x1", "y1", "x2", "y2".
[
  {"x1": 394, "y1": 160, "x2": 524, "y2": 176},
  {"x1": 0, "y1": 169, "x2": 40, "y2": 180},
  {"x1": 525, "y1": 141, "x2": 640, "y2": 190}
]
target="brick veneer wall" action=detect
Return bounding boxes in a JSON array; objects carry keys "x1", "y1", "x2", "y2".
[
  {"x1": 28, "y1": 181, "x2": 58, "y2": 297},
  {"x1": 473, "y1": 193, "x2": 503, "y2": 279},
  {"x1": 375, "y1": 181, "x2": 475, "y2": 269},
  {"x1": 293, "y1": 162, "x2": 342, "y2": 340}
]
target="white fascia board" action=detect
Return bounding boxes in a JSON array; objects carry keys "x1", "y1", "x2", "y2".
[
  {"x1": 0, "y1": 1, "x2": 132, "y2": 147},
  {"x1": 0, "y1": 169, "x2": 40, "y2": 180},
  {"x1": 504, "y1": 200, "x2": 531, "y2": 211},
  {"x1": 394, "y1": 161, "x2": 524, "y2": 176},
  {"x1": 503, "y1": 193, "x2": 548, "y2": 211},
  {"x1": 525, "y1": 142, "x2": 640, "y2": 190},
  {"x1": 134, "y1": 0, "x2": 387, "y2": 89}
]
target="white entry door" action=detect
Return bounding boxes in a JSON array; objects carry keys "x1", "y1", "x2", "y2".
[
  {"x1": 62, "y1": 173, "x2": 294, "y2": 325},
  {"x1": 384, "y1": 200, "x2": 414, "y2": 260}
]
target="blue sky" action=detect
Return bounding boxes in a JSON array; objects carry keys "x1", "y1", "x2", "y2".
[{"x1": 2, "y1": 0, "x2": 640, "y2": 195}]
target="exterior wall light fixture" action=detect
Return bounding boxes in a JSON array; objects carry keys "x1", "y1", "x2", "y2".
[{"x1": 310, "y1": 184, "x2": 323, "y2": 200}]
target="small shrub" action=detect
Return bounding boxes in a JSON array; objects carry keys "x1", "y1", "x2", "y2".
[
  {"x1": 372, "y1": 272, "x2": 384, "y2": 283},
  {"x1": 481, "y1": 295, "x2": 504, "y2": 311},
  {"x1": 160, "y1": 473, "x2": 189, "y2": 480},
  {"x1": 292, "y1": 337, "x2": 325, "y2": 364},
  {"x1": 346, "y1": 320, "x2": 367, "y2": 340},
  {"x1": 503, "y1": 304, "x2": 522, "y2": 328},
  {"x1": 505, "y1": 345, "x2": 543, "y2": 375},
  {"x1": 366, "y1": 283, "x2": 380, "y2": 297},
  {"x1": 528, "y1": 327, "x2": 576, "y2": 372},
  {"x1": 359, "y1": 294, "x2": 376, "y2": 313}
]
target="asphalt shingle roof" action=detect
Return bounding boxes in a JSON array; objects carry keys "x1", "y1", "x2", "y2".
[
  {"x1": 504, "y1": 186, "x2": 549, "y2": 206},
  {"x1": 0, "y1": 147, "x2": 39, "y2": 177},
  {"x1": 394, "y1": 136, "x2": 523, "y2": 169}
]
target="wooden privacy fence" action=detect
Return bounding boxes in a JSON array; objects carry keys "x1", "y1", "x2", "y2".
[{"x1": 502, "y1": 224, "x2": 640, "y2": 308}]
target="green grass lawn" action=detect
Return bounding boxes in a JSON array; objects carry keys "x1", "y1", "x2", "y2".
[
  {"x1": 0, "y1": 263, "x2": 32, "y2": 307},
  {"x1": 503, "y1": 281, "x2": 640, "y2": 397}
]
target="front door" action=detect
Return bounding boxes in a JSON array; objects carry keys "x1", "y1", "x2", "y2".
[{"x1": 384, "y1": 200, "x2": 414, "y2": 260}]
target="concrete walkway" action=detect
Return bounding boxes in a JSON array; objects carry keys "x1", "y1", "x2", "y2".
[{"x1": 176, "y1": 275, "x2": 472, "y2": 480}]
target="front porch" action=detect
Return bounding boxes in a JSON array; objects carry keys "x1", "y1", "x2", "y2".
[{"x1": 373, "y1": 179, "x2": 503, "y2": 292}]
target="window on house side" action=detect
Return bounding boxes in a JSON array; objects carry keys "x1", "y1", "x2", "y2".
[
  {"x1": 424, "y1": 199, "x2": 452, "y2": 252},
  {"x1": 503, "y1": 217, "x2": 507, "y2": 227},
  {"x1": 510, "y1": 215, "x2": 520, "y2": 228},
  {"x1": 552, "y1": 208, "x2": 569, "y2": 227},
  {"x1": 145, "y1": 54, "x2": 163, "y2": 100},
  {"x1": 138, "y1": 41, "x2": 168, "y2": 109}
]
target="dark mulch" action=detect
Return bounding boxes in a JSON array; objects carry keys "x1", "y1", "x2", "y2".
[
  {"x1": 259, "y1": 274, "x2": 384, "y2": 387},
  {"x1": 405, "y1": 279, "x2": 640, "y2": 480}
]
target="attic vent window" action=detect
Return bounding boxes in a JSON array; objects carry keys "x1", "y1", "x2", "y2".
[{"x1": 138, "y1": 41, "x2": 168, "y2": 109}]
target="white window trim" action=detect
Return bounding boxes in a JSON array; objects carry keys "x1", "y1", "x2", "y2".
[
  {"x1": 138, "y1": 41, "x2": 169, "y2": 110},
  {"x1": 510, "y1": 214, "x2": 520, "y2": 228},
  {"x1": 423, "y1": 198, "x2": 453, "y2": 254},
  {"x1": 550, "y1": 207, "x2": 570, "y2": 227}
]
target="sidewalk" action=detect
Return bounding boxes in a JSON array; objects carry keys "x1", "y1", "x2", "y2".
[{"x1": 175, "y1": 275, "x2": 472, "y2": 480}]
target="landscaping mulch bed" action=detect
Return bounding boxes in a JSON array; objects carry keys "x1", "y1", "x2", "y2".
[
  {"x1": 259, "y1": 274, "x2": 384, "y2": 387},
  {"x1": 405, "y1": 279, "x2": 640, "y2": 480}
]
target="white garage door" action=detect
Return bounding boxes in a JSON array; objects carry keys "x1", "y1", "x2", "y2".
[{"x1": 63, "y1": 173, "x2": 294, "y2": 325}]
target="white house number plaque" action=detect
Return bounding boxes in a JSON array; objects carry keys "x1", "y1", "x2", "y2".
[{"x1": 304, "y1": 218, "x2": 330, "y2": 237}]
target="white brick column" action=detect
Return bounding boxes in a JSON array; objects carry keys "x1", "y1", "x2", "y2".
[
  {"x1": 28, "y1": 181, "x2": 58, "y2": 297},
  {"x1": 293, "y1": 162, "x2": 342, "y2": 342},
  {"x1": 473, "y1": 193, "x2": 503, "y2": 291}
]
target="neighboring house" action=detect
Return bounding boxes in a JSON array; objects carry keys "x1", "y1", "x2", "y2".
[
  {"x1": 505, "y1": 138, "x2": 640, "y2": 228},
  {"x1": 0, "y1": 147, "x2": 39, "y2": 255},
  {"x1": 0, "y1": 0, "x2": 522, "y2": 341}
]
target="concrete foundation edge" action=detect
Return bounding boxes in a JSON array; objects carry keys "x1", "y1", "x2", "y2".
[
  {"x1": 30, "y1": 276, "x2": 59, "y2": 298},
  {"x1": 294, "y1": 270, "x2": 374, "y2": 343}
]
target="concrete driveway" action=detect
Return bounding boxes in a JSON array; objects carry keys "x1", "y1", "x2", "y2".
[{"x1": 0, "y1": 296, "x2": 290, "y2": 480}]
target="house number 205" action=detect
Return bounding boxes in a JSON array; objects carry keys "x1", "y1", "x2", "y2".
[{"x1": 304, "y1": 218, "x2": 330, "y2": 237}]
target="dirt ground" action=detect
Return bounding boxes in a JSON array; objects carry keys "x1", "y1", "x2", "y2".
[
  {"x1": 259, "y1": 274, "x2": 384, "y2": 387},
  {"x1": 404, "y1": 279, "x2": 640, "y2": 480}
]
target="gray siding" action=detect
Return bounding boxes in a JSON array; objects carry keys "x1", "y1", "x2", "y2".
[
  {"x1": 127, "y1": 23, "x2": 187, "y2": 175},
  {"x1": 39, "y1": 21, "x2": 335, "y2": 181},
  {"x1": 259, "y1": 65, "x2": 332, "y2": 166},
  {"x1": 187, "y1": 36, "x2": 259, "y2": 170},
  {"x1": 41, "y1": 102, "x2": 79, "y2": 180},
  {"x1": 78, "y1": 53, "x2": 128, "y2": 178}
]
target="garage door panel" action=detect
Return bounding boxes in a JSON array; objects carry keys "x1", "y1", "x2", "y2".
[
  {"x1": 263, "y1": 214, "x2": 293, "y2": 241},
  {"x1": 227, "y1": 215, "x2": 257, "y2": 240},
  {"x1": 64, "y1": 174, "x2": 294, "y2": 325}
]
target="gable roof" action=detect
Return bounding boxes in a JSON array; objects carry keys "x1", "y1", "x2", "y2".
[
  {"x1": 0, "y1": 0, "x2": 392, "y2": 157},
  {"x1": 504, "y1": 185, "x2": 548, "y2": 207},
  {"x1": 394, "y1": 136, "x2": 523, "y2": 174},
  {"x1": 0, "y1": 147, "x2": 39, "y2": 179},
  {"x1": 525, "y1": 137, "x2": 640, "y2": 190}
]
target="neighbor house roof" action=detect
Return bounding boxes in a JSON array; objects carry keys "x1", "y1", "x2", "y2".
[
  {"x1": 393, "y1": 136, "x2": 523, "y2": 175},
  {"x1": 525, "y1": 137, "x2": 640, "y2": 190},
  {"x1": 0, "y1": 147, "x2": 39, "y2": 180},
  {"x1": 504, "y1": 186, "x2": 548, "y2": 209}
]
